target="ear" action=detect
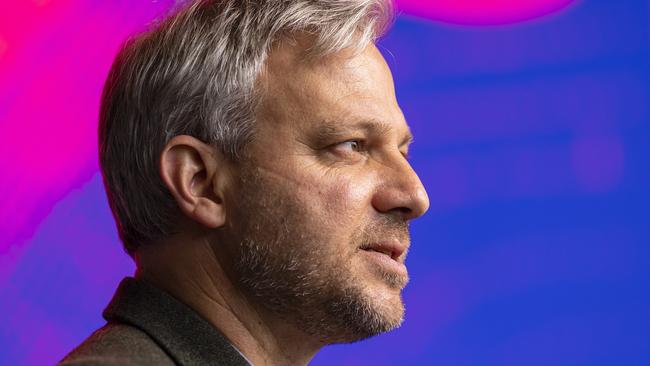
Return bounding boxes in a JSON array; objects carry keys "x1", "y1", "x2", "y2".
[{"x1": 159, "y1": 135, "x2": 230, "y2": 229}]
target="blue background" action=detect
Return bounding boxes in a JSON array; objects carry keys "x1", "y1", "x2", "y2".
[{"x1": 0, "y1": 0, "x2": 648, "y2": 365}]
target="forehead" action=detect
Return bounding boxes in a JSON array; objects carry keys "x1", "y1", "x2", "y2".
[{"x1": 257, "y1": 38, "x2": 409, "y2": 139}]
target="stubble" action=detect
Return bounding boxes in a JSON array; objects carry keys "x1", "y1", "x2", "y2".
[{"x1": 228, "y1": 164, "x2": 411, "y2": 344}]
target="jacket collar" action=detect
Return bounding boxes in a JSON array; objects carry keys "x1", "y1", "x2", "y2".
[{"x1": 103, "y1": 277, "x2": 251, "y2": 366}]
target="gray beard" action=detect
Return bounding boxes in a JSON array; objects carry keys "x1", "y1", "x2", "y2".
[
  {"x1": 230, "y1": 166, "x2": 409, "y2": 344},
  {"x1": 235, "y1": 238, "x2": 404, "y2": 343}
]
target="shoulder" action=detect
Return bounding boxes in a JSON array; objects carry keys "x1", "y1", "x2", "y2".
[{"x1": 58, "y1": 322, "x2": 176, "y2": 366}]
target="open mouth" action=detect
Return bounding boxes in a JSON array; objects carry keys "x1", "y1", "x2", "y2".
[
  {"x1": 362, "y1": 247, "x2": 394, "y2": 259},
  {"x1": 359, "y1": 241, "x2": 406, "y2": 262},
  {"x1": 359, "y1": 244, "x2": 408, "y2": 277}
]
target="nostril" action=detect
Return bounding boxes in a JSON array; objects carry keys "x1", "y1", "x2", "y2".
[{"x1": 397, "y1": 207, "x2": 411, "y2": 215}]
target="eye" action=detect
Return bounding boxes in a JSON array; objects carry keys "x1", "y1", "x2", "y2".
[
  {"x1": 336, "y1": 140, "x2": 362, "y2": 152},
  {"x1": 339, "y1": 140, "x2": 361, "y2": 151}
]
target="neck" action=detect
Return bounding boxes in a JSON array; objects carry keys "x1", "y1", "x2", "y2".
[{"x1": 135, "y1": 235, "x2": 323, "y2": 366}]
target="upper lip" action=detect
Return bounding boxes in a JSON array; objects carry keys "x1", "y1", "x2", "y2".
[{"x1": 361, "y1": 240, "x2": 408, "y2": 263}]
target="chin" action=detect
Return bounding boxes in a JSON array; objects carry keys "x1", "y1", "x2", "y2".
[
  {"x1": 321, "y1": 284, "x2": 406, "y2": 345},
  {"x1": 373, "y1": 291, "x2": 407, "y2": 329}
]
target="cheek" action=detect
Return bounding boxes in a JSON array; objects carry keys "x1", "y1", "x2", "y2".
[
  {"x1": 256, "y1": 162, "x2": 377, "y2": 233},
  {"x1": 317, "y1": 172, "x2": 375, "y2": 227}
]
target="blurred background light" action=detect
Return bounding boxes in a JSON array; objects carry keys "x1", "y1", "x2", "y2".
[
  {"x1": 397, "y1": 0, "x2": 578, "y2": 25},
  {"x1": 1, "y1": 0, "x2": 648, "y2": 365}
]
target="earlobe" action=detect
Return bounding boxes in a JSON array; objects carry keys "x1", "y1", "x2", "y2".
[
  {"x1": 192, "y1": 197, "x2": 226, "y2": 228},
  {"x1": 159, "y1": 135, "x2": 229, "y2": 229}
]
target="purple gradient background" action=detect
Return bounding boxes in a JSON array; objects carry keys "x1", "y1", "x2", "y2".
[{"x1": 1, "y1": 1, "x2": 649, "y2": 365}]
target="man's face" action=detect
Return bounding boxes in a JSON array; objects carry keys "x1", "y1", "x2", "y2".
[{"x1": 221, "y1": 42, "x2": 429, "y2": 343}]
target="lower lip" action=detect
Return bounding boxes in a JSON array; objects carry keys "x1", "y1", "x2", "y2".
[{"x1": 360, "y1": 249, "x2": 408, "y2": 276}]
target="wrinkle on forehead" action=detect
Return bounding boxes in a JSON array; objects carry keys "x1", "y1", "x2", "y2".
[
  {"x1": 258, "y1": 39, "x2": 399, "y2": 131},
  {"x1": 245, "y1": 36, "x2": 411, "y2": 203}
]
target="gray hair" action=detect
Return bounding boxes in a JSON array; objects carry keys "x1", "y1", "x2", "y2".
[{"x1": 99, "y1": 0, "x2": 394, "y2": 256}]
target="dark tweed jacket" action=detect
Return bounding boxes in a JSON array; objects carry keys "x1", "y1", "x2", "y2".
[{"x1": 58, "y1": 277, "x2": 252, "y2": 366}]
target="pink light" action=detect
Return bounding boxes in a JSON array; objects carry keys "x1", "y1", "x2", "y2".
[
  {"x1": 0, "y1": 37, "x2": 7, "y2": 58},
  {"x1": 396, "y1": 0, "x2": 578, "y2": 25},
  {"x1": 0, "y1": 1, "x2": 173, "y2": 252}
]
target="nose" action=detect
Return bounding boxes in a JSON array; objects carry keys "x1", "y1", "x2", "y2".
[{"x1": 371, "y1": 156, "x2": 430, "y2": 221}]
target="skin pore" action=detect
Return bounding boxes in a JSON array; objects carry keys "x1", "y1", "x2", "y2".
[{"x1": 135, "y1": 39, "x2": 430, "y2": 366}]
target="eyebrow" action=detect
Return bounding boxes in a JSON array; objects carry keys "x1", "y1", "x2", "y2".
[{"x1": 314, "y1": 119, "x2": 414, "y2": 147}]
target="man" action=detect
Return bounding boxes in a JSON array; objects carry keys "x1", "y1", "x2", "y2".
[{"x1": 60, "y1": 0, "x2": 429, "y2": 365}]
